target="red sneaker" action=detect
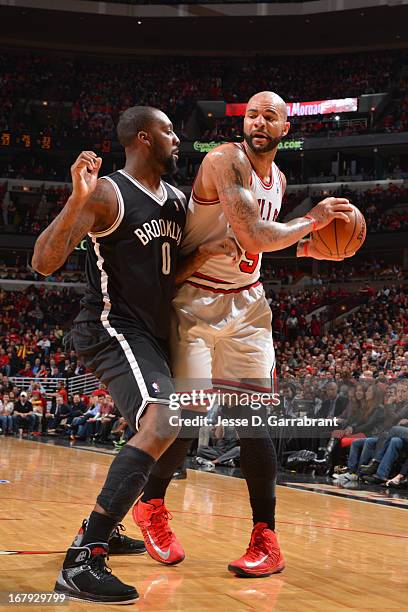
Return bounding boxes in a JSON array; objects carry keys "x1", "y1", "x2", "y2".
[
  {"x1": 132, "y1": 499, "x2": 185, "y2": 565},
  {"x1": 228, "y1": 522, "x2": 285, "y2": 578}
]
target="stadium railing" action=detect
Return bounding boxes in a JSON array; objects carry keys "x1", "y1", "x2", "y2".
[{"x1": 10, "y1": 373, "x2": 100, "y2": 398}]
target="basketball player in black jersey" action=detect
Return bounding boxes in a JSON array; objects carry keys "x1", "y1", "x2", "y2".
[{"x1": 32, "y1": 106, "x2": 237, "y2": 604}]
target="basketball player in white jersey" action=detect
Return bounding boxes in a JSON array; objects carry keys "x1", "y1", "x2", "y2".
[{"x1": 133, "y1": 91, "x2": 353, "y2": 577}]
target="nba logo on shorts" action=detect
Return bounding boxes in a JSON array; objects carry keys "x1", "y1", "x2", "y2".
[{"x1": 152, "y1": 381, "x2": 161, "y2": 394}]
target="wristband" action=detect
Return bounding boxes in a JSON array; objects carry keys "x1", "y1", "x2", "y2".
[
  {"x1": 304, "y1": 240, "x2": 309, "y2": 257},
  {"x1": 304, "y1": 215, "x2": 317, "y2": 232}
]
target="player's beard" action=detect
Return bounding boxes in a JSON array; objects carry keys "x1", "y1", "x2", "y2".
[
  {"x1": 244, "y1": 131, "x2": 283, "y2": 154},
  {"x1": 152, "y1": 140, "x2": 178, "y2": 175},
  {"x1": 163, "y1": 153, "x2": 178, "y2": 175}
]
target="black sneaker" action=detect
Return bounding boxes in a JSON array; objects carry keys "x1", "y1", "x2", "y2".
[
  {"x1": 359, "y1": 459, "x2": 380, "y2": 475},
  {"x1": 388, "y1": 476, "x2": 408, "y2": 489},
  {"x1": 109, "y1": 523, "x2": 146, "y2": 555},
  {"x1": 73, "y1": 519, "x2": 146, "y2": 555},
  {"x1": 173, "y1": 467, "x2": 187, "y2": 480},
  {"x1": 54, "y1": 542, "x2": 138, "y2": 604},
  {"x1": 362, "y1": 474, "x2": 386, "y2": 484}
]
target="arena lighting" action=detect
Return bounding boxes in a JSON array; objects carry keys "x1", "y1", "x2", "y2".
[
  {"x1": 42, "y1": 101, "x2": 48, "y2": 106},
  {"x1": 335, "y1": 115, "x2": 340, "y2": 121}
]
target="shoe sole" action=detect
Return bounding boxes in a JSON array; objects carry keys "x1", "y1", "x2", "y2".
[
  {"x1": 54, "y1": 584, "x2": 138, "y2": 604},
  {"x1": 145, "y1": 548, "x2": 185, "y2": 565},
  {"x1": 228, "y1": 562, "x2": 285, "y2": 578},
  {"x1": 132, "y1": 508, "x2": 185, "y2": 565}
]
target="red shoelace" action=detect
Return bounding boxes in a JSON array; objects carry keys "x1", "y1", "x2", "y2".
[{"x1": 148, "y1": 504, "x2": 174, "y2": 548}]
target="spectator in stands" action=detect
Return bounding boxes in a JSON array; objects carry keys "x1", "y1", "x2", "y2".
[
  {"x1": 12, "y1": 391, "x2": 36, "y2": 434},
  {"x1": 69, "y1": 395, "x2": 102, "y2": 440},
  {"x1": 93, "y1": 397, "x2": 118, "y2": 444},
  {"x1": 334, "y1": 383, "x2": 386, "y2": 480},
  {"x1": 362, "y1": 421, "x2": 408, "y2": 484},
  {"x1": 18, "y1": 361, "x2": 34, "y2": 377},
  {"x1": 31, "y1": 357, "x2": 42, "y2": 376},
  {"x1": 68, "y1": 393, "x2": 87, "y2": 422},
  {"x1": 0, "y1": 348, "x2": 10, "y2": 376},
  {"x1": 310, "y1": 315, "x2": 321, "y2": 337},
  {"x1": 281, "y1": 383, "x2": 298, "y2": 417},
  {"x1": 351, "y1": 382, "x2": 408, "y2": 478},
  {"x1": 314, "y1": 381, "x2": 349, "y2": 469},
  {"x1": 286, "y1": 310, "x2": 299, "y2": 341},
  {"x1": 48, "y1": 395, "x2": 71, "y2": 433},
  {"x1": 55, "y1": 380, "x2": 68, "y2": 403},
  {"x1": 0, "y1": 392, "x2": 14, "y2": 434},
  {"x1": 195, "y1": 416, "x2": 240, "y2": 471},
  {"x1": 84, "y1": 396, "x2": 117, "y2": 442},
  {"x1": 317, "y1": 382, "x2": 348, "y2": 419}
]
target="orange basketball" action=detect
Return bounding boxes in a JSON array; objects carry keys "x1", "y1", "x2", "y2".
[{"x1": 310, "y1": 204, "x2": 366, "y2": 258}]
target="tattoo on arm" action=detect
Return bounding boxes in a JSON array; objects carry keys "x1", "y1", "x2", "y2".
[
  {"x1": 211, "y1": 149, "x2": 315, "y2": 253},
  {"x1": 231, "y1": 162, "x2": 244, "y2": 188},
  {"x1": 32, "y1": 180, "x2": 115, "y2": 274}
]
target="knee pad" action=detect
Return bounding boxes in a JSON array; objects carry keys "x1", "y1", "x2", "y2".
[{"x1": 97, "y1": 445, "x2": 155, "y2": 522}]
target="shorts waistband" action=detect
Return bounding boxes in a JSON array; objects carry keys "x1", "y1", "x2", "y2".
[{"x1": 185, "y1": 280, "x2": 261, "y2": 294}]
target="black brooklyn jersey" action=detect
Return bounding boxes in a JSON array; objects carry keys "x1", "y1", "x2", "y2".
[{"x1": 75, "y1": 169, "x2": 186, "y2": 339}]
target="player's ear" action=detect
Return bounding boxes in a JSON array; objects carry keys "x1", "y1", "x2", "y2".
[
  {"x1": 283, "y1": 121, "x2": 290, "y2": 137},
  {"x1": 137, "y1": 130, "x2": 151, "y2": 146}
]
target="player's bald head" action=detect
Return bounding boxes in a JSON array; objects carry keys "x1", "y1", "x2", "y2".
[
  {"x1": 243, "y1": 91, "x2": 290, "y2": 154},
  {"x1": 247, "y1": 91, "x2": 288, "y2": 121}
]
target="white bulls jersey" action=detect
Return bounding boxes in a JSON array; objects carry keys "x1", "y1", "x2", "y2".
[{"x1": 181, "y1": 144, "x2": 284, "y2": 292}]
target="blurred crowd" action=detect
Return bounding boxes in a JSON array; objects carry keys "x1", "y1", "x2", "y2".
[
  {"x1": 273, "y1": 285, "x2": 408, "y2": 380},
  {"x1": 203, "y1": 114, "x2": 371, "y2": 143},
  {"x1": 0, "y1": 48, "x2": 407, "y2": 142},
  {"x1": 0, "y1": 285, "x2": 79, "y2": 375},
  {"x1": 1, "y1": 179, "x2": 407, "y2": 237},
  {"x1": 0, "y1": 382, "x2": 129, "y2": 450}
]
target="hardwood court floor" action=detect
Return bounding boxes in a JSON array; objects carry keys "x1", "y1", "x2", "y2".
[{"x1": 0, "y1": 437, "x2": 407, "y2": 611}]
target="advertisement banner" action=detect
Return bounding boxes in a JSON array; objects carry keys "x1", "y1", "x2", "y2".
[
  {"x1": 225, "y1": 98, "x2": 358, "y2": 118},
  {"x1": 191, "y1": 139, "x2": 303, "y2": 153}
]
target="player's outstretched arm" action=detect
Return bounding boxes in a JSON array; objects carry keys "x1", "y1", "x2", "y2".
[
  {"x1": 32, "y1": 151, "x2": 116, "y2": 276},
  {"x1": 207, "y1": 145, "x2": 353, "y2": 254}
]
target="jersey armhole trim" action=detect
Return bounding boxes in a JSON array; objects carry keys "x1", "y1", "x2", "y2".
[
  {"x1": 88, "y1": 176, "x2": 125, "y2": 238},
  {"x1": 192, "y1": 189, "x2": 220, "y2": 205}
]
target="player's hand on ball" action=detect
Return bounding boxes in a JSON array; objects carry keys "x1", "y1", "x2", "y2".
[
  {"x1": 199, "y1": 237, "x2": 241, "y2": 263},
  {"x1": 71, "y1": 151, "x2": 102, "y2": 202},
  {"x1": 297, "y1": 238, "x2": 355, "y2": 261},
  {"x1": 308, "y1": 197, "x2": 354, "y2": 230}
]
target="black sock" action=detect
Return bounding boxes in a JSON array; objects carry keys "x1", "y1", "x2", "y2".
[
  {"x1": 142, "y1": 473, "x2": 172, "y2": 502},
  {"x1": 81, "y1": 511, "x2": 118, "y2": 545},
  {"x1": 142, "y1": 438, "x2": 192, "y2": 502},
  {"x1": 250, "y1": 496, "x2": 276, "y2": 531},
  {"x1": 235, "y1": 411, "x2": 277, "y2": 532},
  {"x1": 96, "y1": 445, "x2": 156, "y2": 522}
]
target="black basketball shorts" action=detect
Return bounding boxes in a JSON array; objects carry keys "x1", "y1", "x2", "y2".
[{"x1": 72, "y1": 321, "x2": 174, "y2": 432}]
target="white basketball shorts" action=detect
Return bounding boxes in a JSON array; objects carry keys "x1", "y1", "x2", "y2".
[{"x1": 170, "y1": 282, "x2": 276, "y2": 392}]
